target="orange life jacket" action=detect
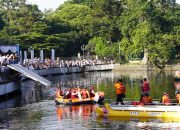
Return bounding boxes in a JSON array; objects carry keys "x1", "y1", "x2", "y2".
[
  {"x1": 176, "y1": 94, "x2": 180, "y2": 103},
  {"x1": 56, "y1": 90, "x2": 61, "y2": 98},
  {"x1": 114, "y1": 83, "x2": 125, "y2": 94},
  {"x1": 81, "y1": 90, "x2": 87, "y2": 99},
  {"x1": 162, "y1": 95, "x2": 171, "y2": 105},
  {"x1": 141, "y1": 96, "x2": 152, "y2": 104},
  {"x1": 142, "y1": 81, "x2": 150, "y2": 92}
]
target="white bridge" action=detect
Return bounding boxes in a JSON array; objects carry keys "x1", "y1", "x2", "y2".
[{"x1": 7, "y1": 64, "x2": 51, "y2": 86}]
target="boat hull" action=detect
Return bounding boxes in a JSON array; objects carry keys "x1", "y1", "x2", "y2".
[
  {"x1": 95, "y1": 103, "x2": 180, "y2": 119},
  {"x1": 55, "y1": 98, "x2": 96, "y2": 105}
]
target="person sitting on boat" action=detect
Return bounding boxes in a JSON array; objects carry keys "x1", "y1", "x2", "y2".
[
  {"x1": 81, "y1": 88, "x2": 90, "y2": 99},
  {"x1": 114, "y1": 79, "x2": 126, "y2": 105},
  {"x1": 162, "y1": 93, "x2": 171, "y2": 105},
  {"x1": 142, "y1": 78, "x2": 150, "y2": 96},
  {"x1": 89, "y1": 86, "x2": 95, "y2": 98},
  {"x1": 56, "y1": 88, "x2": 63, "y2": 98},
  {"x1": 176, "y1": 91, "x2": 180, "y2": 104},
  {"x1": 71, "y1": 89, "x2": 78, "y2": 99},
  {"x1": 65, "y1": 89, "x2": 72, "y2": 99},
  {"x1": 140, "y1": 93, "x2": 152, "y2": 105},
  {"x1": 76, "y1": 87, "x2": 82, "y2": 100}
]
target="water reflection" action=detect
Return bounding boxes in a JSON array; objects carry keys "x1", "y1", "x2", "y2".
[
  {"x1": 0, "y1": 95, "x2": 21, "y2": 109},
  {"x1": 56, "y1": 104, "x2": 96, "y2": 120}
]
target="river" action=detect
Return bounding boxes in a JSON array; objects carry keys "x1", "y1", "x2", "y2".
[{"x1": 0, "y1": 70, "x2": 180, "y2": 130}]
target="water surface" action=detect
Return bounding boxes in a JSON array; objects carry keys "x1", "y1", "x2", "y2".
[{"x1": 0, "y1": 70, "x2": 179, "y2": 130}]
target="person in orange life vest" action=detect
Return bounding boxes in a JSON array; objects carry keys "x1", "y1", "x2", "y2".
[
  {"x1": 81, "y1": 88, "x2": 90, "y2": 99},
  {"x1": 140, "y1": 94, "x2": 152, "y2": 105},
  {"x1": 162, "y1": 93, "x2": 171, "y2": 105},
  {"x1": 142, "y1": 78, "x2": 150, "y2": 96},
  {"x1": 114, "y1": 79, "x2": 126, "y2": 105},
  {"x1": 56, "y1": 88, "x2": 63, "y2": 98},
  {"x1": 71, "y1": 89, "x2": 78, "y2": 99}
]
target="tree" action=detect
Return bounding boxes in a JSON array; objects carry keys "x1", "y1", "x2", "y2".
[{"x1": 119, "y1": 0, "x2": 180, "y2": 69}]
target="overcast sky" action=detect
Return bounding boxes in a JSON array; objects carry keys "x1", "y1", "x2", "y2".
[{"x1": 27, "y1": 0, "x2": 180, "y2": 12}]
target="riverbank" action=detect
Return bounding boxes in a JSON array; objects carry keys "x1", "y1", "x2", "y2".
[{"x1": 113, "y1": 64, "x2": 180, "y2": 71}]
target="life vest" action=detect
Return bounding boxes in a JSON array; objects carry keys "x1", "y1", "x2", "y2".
[
  {"x1": 176, "y1": 94, "x2": 180, "y2": 103},
  {"x1": 66, "y1": 91, "x2": 71, "y2": 99},
  {"x1": 114, "y1": 83, "x2": 125, "y2": 94},
  {"x1": 142, "y1": 81, "x2": 150, "y2": 92},
  {"x1": 71, "y1": 92, "x2": 78, "y2": 99},
  {"x1": 141, "y1": 96, "x2": 152, "y2": 104},
  {"x1": 81, "y1": 90, "x2": 87, "y2": 99},
  {"x1": 89, "y1": 89, "x2": 95, "y2": 97},
  {"x1": 162, "y1": 95, "x2": 171, "y2": 105},
  {"x1": 56, "y1": 89, "x2": 63, "y2": 98}
]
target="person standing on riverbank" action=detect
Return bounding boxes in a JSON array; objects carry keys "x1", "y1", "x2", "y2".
[{"x1": 114, "y1": 79, "x2": 126, "y2": 105}]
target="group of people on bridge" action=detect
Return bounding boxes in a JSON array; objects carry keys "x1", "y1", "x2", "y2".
[{"x1": 23, "y1": 57, "x2": 115, "y2": 70}]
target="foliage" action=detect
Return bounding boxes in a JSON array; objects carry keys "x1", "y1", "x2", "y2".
[{"x1": 0, "y1": 0, "x2": 179, "y2": 68}]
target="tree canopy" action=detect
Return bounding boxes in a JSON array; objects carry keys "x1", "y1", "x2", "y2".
[{"x1": 0, "y1": 0, "x2": 179, "y2": 68}]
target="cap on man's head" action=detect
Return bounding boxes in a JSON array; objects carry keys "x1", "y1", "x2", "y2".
[
  {"x1": 163, "y1": 92, "x2": 167, "y2": 95},
  {"x1": 118, "y1": 79, "x2": 123, "y2": 82}
]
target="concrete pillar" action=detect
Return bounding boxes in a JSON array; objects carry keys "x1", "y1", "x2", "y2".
[
  {"x1": 24, "y1": 51, "x2": 27, "y2": 61},
  {"x1": 19, "y1": 51, "x2": 22, "y2": 65},
  {"x1": 40, "y1": 50, "x2": 44, "y2": 62},
  {"x1": 30, "y1": 50, "x2": 34, "y2": 63},
  {"x1": 51, "y1": 49, "x2": 55, "y2": 61}
]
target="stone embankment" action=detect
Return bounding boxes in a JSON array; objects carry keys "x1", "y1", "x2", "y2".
[
  {"x1": 33, "y1": 64, "x2": 119, "y2": 76},
  {"x1": 113, "y1": 64, "x2": 180, "y2": 71}
]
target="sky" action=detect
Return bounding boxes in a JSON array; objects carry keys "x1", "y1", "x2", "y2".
[
  {"x1": 27, "y1": 0, "x2": 180, "y2": 12},
  {"x1": 27, "y1": 0, "x2": 67, "y2": 11}
]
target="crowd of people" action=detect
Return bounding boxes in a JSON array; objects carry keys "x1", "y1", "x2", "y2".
[
  {"x1": 55, "y1": 86, "x2": 104, "y2": 101},
  {"x1": 23, "y1": 57, "x2": 115, "y2": 70},
  {"x1": 0, "y1": 53, "x2": 18, "y2": 67},
  {"x1": 114, "y1": 77, "x2": 180, "y2": 106},
  {"x1": 0, "y1": 52, "x2": 115, "y2": 70}
]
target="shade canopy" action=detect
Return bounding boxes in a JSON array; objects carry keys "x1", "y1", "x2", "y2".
[{"x1": 0, "y1": 45, "x2": 19, "y2": 54}]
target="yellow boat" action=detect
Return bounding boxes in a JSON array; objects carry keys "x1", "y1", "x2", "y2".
[
  {"x1": 95, "y1": 103, "x2": 180, "y2": 119},
  {"x1": 55, "y1": 97, "x2": 96, "y2": 105}
]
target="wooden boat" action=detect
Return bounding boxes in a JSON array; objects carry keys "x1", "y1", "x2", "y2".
[{"x1": 95, "y1": 103, "x2": 180, "y2": 119}]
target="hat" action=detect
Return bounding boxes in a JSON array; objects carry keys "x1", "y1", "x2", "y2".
[
  {"x1": 163, "y1": 92, "x2": 167, "y2": 95},
  {"x1": 117, "y1": 79, "x2": 123, "y2": 82}
]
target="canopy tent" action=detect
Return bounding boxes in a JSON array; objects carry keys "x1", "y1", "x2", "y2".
[{"x1": 0, "y1": 45, "x2": 20, "y2": 55}]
